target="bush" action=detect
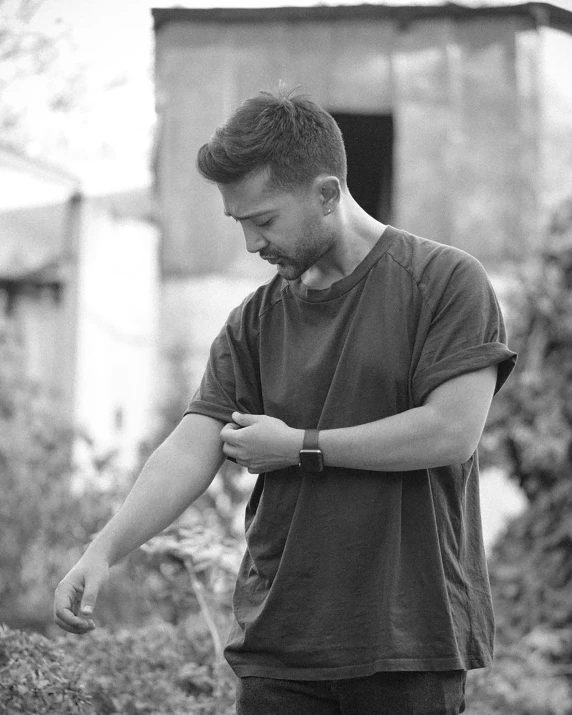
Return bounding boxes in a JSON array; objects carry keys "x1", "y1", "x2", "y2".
[
  {"x1": 0, "y1": 624, "x2": 94, "y2": 714},
  {"x1": 465, "y1": 637, "x2": 572, "y2": 715},
  {"x1": 472, "y1": 201, "x2": 572, "y2": 713},
  {"x1": 0, "y1": 621, "x2": 236, "y2": 715},
  {"x1": 482, "y1": 199, "x2": 572, "y2": 501},
  {"x1": 62, "y1": 620, "x2": 236, "y2": 715},
  {"x1": 489, "y1": 478, "x2": 572, "y2": 634}
]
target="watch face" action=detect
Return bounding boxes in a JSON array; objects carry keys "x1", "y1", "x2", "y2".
[{"x1": 300, "y1": 449, "x2": 324, "y2": 473}]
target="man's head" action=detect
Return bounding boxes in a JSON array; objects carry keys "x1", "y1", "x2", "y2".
[
  {"x1": 197, "y1": 89, "x2": 348, "y2": 281},
  {"x1": 196, "y1": 88, "x2": 347, "y2": 192}
]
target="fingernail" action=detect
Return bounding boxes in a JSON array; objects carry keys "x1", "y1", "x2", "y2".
[{"x1": 81, "y1": 606, "x2": 92, "y2": 615}]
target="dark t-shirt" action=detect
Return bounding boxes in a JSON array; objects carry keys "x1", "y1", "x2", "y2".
[{"x1": 184, "y1": 225, "x2": 517, "y2": 680}]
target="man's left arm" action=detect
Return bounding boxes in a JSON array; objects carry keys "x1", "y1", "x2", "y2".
[{"x1": 220, "y1": 364, "x2": 498, "y2": 473}]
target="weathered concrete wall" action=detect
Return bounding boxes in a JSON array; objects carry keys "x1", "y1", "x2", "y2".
[
  {"x1": 392, "y1": 19, "x2": 451, "y2": 246},
  {"x1": 156, "y1": 12, "x2": 553, "y2": 275},
  {"x1": 393, "y1": 15, "x2": 544, "y2": 263}
]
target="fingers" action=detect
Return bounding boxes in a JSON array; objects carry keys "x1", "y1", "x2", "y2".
[
  {"x1": 54, "y1": 613, "x2": 95, "y2": 635},
  {"x1": 222, "y1": 442, "x2": 241, "y2": 464},
  {"x1": 54, "y1": 560, "x2": 108, "y2": 635},
  {"x1": 220, "y1": 422, "x2": 241, "y2": 443},
  {"x1": 221, "y1": 422, "x2": 243, "y2": 464},
  {"x1": 231, "y1": 412, "x2": 257, "y2": 426},
  {"x1": 223, "y1": 421, "x2": 242, "y2": 432},
  {"x1": 80, "y1": 579, "x2": 100, "y2": 619},
  {"x1": 54, "y1": 580, "x2": 96, "y2": 635}
]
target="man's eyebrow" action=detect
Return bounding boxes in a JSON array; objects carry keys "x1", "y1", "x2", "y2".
[{"x1": 224, "y1": 208, "x2": 274, "y2": 221}]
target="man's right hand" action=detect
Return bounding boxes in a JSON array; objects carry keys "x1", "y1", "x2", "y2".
[{"x1": 53, "y1": 551, "x2": 109, "y2": 634}]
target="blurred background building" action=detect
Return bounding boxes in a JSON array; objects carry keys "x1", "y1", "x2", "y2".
[
  {"x1": 153, "y1": 0, "x2": 572, "y2": 275},
  {"x1": 0, "y1": 146, "x2": 159, "y2": 466}
]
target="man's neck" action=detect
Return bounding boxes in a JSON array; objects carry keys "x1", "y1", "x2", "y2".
[{"x1": 301, "y1": 200, "x2": 386, "y2": 291}]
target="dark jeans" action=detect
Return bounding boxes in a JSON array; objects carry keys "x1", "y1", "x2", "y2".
[{"x1": 236, "y1": 670, "x2": 467, "y2": 715}]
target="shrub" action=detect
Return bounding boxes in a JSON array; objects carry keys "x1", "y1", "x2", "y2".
[
  {"x1": 465, "y1": 635, "x2": 572, "y2": 715},
  {"x1": 0, "y1": 621, "x2": 237, "y2": 715},
  {"x1": 482, "y1": 200, "x2": 572, "y2": 501},
  {"x1": 489, "y1": 478, "x2": 572, "y2": 634},
  {"x1": 0, "y1": 624, "x2": 94, "y2": 714}
]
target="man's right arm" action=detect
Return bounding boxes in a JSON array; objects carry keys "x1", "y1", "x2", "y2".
[{"x1": 54, "y1": 413, "x2": 225, "y2": 634}]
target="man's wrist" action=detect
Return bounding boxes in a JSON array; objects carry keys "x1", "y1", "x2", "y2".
[
  {"x1": 299, "y1": 428, "x2": 325, "y2": 472},
  {"x1": 289, "y1": 428, "x2": 305, "y2": 466},
  {"x1": 85, "y1": 536, "x2": 116, "y2": 568}
]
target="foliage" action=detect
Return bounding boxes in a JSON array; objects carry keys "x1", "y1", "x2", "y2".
[
  {"x1": 489, "y1": 477, "x2": 572, "y2": 634},
  {"x1": 0, "y1": 324, "x2": 138, "y2": 631},
  {"x1": 0, "y1": 621, "x2": 237, "y2": 715},
  {"x1": 0, "y1": 0, "x2": 152, "y2": 162},
  {"x1": 62, "y1": 620, "x2": 236, "y2": 715},
  {"x1": 140, "y1": 522, "x2": 242, "y2": 701},
  {"x1": 481, "y1": 199, "x2": 572, "y2": 636},
  {"x1": 483, "y1": 197, "x2": 572, "y2": 501},
  {"x1": 0, "y1": 0, "x2": 86, "y2": 154},
  {"x1": 465, "y1": 634, "x2": 572, "y2": 715},
  {"x1": 0, "y1": 623, "x2": 94, "y2": 714},
  {"x1": 474, "y1": 198, "x2": 572, "y2": 712}
]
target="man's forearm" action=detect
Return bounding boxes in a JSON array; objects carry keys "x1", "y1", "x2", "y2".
[
  {"x1": 86, "y1": 415, "x2": 225, "y2": 566},
  {"x1": 318, "y1": 405, "x2": 469, "y2": 472},
  {"x1": 318, "y1": 368, "x2": 496, "y2": 471}
]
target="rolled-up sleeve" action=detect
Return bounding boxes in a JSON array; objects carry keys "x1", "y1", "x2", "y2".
[
  {"x1": 184, "y1": 301, "x2": 262, "y2": 423},
  {"x1": 411, "y1": 253, "x2": 517, "y2": 407}
]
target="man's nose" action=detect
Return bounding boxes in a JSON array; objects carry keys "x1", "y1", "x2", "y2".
[{"x1": 243, "y1": 225, "x2": 268, "y2": 254}]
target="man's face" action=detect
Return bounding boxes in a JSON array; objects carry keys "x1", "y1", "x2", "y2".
[{"x1": 219, "y1": 168, "x2": 335, "y2": 281}]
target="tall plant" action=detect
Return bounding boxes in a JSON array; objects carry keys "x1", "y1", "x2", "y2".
[{"x1": 483, "y1": 198, "x2": 572, "y2": 502}]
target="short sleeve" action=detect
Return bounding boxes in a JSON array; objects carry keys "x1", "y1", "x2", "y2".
[
  {"x1": 411, "y1": 252, "x2": 517, "y2": 407},
  {"x1": 183, "y1": 301, "x2": 262, "y2": 424}
]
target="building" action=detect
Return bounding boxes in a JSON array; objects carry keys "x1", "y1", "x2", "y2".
[
  {"x1": 152, "y1": 0, "x2": 572, "y2": 275},
  {"x1": 0, "y1": 147, "x2": 159, "y2": 468}
]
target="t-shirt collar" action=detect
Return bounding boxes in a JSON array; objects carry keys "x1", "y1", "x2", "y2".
[{"x1": 288, "y1": 225, "x2": 396, "y2": 303}]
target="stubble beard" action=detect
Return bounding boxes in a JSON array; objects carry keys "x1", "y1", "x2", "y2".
[{"x1": 265, "y1": 223, "x2": 335, "y2": 281}]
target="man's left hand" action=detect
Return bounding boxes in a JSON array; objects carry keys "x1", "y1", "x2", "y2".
[{"x1": 220, "y1": 413, "x2": 303, "y2": 473}]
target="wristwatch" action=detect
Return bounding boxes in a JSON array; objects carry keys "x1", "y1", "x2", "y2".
[{"x1": 299, "y1": 429, "x2": 324, "y2": 473}]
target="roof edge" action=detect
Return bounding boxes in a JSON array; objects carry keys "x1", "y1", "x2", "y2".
[{"x1": 152, "y1": 2, "x2": 572, "y2": 31}]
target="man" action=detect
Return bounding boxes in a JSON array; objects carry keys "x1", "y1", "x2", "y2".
[{"x1": 55, "y1": 89, "x2": 516, "y2": 714}]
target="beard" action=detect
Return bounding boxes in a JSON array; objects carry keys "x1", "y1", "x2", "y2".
[{"x1": 260, "y1": 221, "x2": 335, "y2": 281}]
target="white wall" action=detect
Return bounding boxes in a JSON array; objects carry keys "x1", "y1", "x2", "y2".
[{"x1": 75, "y1": 203, "x2": 160, "y2": 469}]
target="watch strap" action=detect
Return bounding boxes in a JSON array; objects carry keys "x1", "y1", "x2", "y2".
[{"x1": 302, "y1": 428, "x2": 320, "y2": 451}]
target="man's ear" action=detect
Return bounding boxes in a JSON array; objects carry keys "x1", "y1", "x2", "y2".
[{"x1": 316, "y1": 175, "x2": 341, "y2": 216}]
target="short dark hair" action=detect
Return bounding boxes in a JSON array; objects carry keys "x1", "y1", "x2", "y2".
[{"x1": 196, "y1": 88, "x2": 347, "y2": 191}]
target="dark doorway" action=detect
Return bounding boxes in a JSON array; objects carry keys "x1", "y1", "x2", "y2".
[{"x1": 331, "y1": 113, "x2": 393, "y2": 223}]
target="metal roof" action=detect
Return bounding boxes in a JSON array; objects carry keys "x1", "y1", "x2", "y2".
[{"x1": 152, "y1": 1, "x2": 572, "y2": 28}]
